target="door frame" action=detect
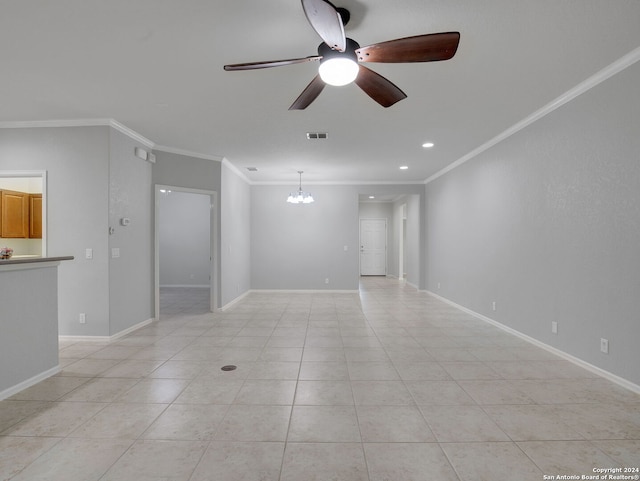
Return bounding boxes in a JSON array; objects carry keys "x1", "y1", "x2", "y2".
[
  {"x1": 359, "y1": 217, "x2": 388, "y2": 276},
  {"x1": 154, "y1": 184, "x2": 218, "y2": 318},
  {"x1": 399, "y1": 203, "x2": 407, "y2": 279}
]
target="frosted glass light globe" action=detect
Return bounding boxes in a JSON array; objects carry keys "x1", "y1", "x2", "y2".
[{"x1": 319, "y1": 58, "x2": 359, "y2": 86}]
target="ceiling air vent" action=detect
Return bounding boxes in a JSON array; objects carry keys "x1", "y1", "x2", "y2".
[
  {"x1": 306, "y1": 132, "x2": 328, "y2": 140},
  {"x1": 246, "y1": 167, "x2": 258, "y2": 172}
]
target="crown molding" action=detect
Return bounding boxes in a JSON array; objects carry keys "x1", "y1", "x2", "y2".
[
  {"x1": 153, "y1": 144, "x2": 224, "y2": 162},
  {"x1": 252, "y1": 179, "x2": 425, "y2": 186},
  {"x1": 0, "y1": 118, "x2": 155, "y2": 149},
  {"x1": 222, "y1": 158, "x2": 252, "y2": 184},
  {"x1": 109, "y1": 120, "x2": 155, "y2": 148},
  {"x1": 0, "y1": 118, "x2": 112, "y2": 129},
  {"x1": 424, "y1": 45, "x2": 640, "y2": 185}
]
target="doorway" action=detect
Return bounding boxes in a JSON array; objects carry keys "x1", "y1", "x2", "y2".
[
  {"x1": 0, "y1": 171, "x2": 46, "y2": 257},
  {"x1": 360, "y1": 218, "x2": 387, "y2": 275},
  {"x1": 154, "y1": 185, "x2": 217, "y2": 318}
]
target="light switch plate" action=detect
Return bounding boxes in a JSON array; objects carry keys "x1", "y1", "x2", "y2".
[
  {"x1": 600, "y1": 338, "x2": 609, "y2": 354},
  {"x1": 111, "y1": 247, "x2": 120, "y2": 258}
]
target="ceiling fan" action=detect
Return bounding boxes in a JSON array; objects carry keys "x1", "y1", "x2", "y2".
[{"x1": 223, "y1": 0, "x2": 460, "y2": 110}]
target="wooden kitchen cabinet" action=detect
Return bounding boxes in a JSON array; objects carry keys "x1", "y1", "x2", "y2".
[
  {"x1": 30, "y1": 194, "x2": 43, "y2": 239},
  {"x1": 0, "y1": 190, "x2": 29, "y2": 238}
]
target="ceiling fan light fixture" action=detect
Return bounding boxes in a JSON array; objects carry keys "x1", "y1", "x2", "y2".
[{"x1": 319, "y1": 57, "x2": 359, "y2": 86}]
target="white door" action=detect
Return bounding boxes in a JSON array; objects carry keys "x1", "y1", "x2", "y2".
[{"x1": 360, "y1": 219, "x2": 387, "y2": 275}]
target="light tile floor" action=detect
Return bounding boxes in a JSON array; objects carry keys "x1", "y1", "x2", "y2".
[{"x1": 1, "y1": 278, "x2": 639, "y2": 480}]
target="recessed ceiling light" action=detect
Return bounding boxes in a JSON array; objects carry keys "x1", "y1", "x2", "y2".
[
  {"x1": 369, "y1": 195, "x2": 375, "y2": 199},
  {"x1": 399, "y1": 165, "x2": 409, "y2": 170},
  {"x1": 422, "y1": 142, "x2": 434, "y2": 148}
]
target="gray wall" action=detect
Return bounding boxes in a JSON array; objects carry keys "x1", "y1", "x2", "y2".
[
  {"x1": 251, "y1": 185, "x2": 360, "y2": 290},
  {"x1": 0, "y1": 126, "x2": 154, "y2": 337},
  {"x1": 405, "y1": 194, "x2": 422, "y2": 288},
  {"x1": 221, "y1": 162, "x2": 251, "y2": 306},
  {"x1": 392, "y1": 200, "x2": 407, "y2": 279},
  {"x1": 108, "y1": 129, "x2": 154, "y2": 335},
  {"x1": 425, "y1": 61, "x2": 640, "y2": 385},
  {"x1": 251, "y1": 184, "x2": 425, "y2": 290},
  {"x1": 0, "y1": 126, "x2": 111, "y2": 336},
  {"x1": 158, "y1": 191, "x2": 211, "y2": 287},
  {"x1": 0, "y1": 265, "x2": 58, "y2": 395}
]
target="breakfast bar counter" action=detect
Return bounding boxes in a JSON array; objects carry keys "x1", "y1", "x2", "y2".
[{"x1": 0, "y1": 256, "x2": 73, "y2": 399}]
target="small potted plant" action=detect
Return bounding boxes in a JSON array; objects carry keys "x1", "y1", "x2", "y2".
[{"x1": 0, "y1": 247, "x2": 14, "y2": 259}]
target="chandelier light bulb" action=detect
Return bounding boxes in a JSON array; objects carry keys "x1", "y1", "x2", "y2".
[{"x1": 287, "y1": 171, "x2": 314, "y2": 204}]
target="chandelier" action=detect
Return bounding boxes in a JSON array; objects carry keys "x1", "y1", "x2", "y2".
[{"x1": 287, "y1": 171, "x2": 314, "y2": 204}]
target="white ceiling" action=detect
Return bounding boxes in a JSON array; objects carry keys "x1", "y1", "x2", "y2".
[{"x1": 2, "y1": 1, "x2": 640, "y2": 185}]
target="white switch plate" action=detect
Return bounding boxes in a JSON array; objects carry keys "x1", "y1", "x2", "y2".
[
  {"x1": 85, "y1": 248, "x2": 93, "y2": 259},
  {"x1": 111, "y1": 247, "x2": 120, "y2": 258},
  {"x1": 492, "y1": 301, "x2": 497, "y2": 311},
  {"x1": 551, "y1": 321, "x2": 558, "y2": 334},
  {"x1": 79, "y1": 313, "x2": 86, "y2": 324},
  {"x1": 600, "y1": 338, "x2": 609, "y2": 354}
]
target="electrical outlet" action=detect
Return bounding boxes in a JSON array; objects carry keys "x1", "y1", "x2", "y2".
[
  {"x1": 551, "y1": 321, "x2": 558, "y2": 334},
  {"x1": 600, "y1": 338, "x2": 609, "y2": 354},
  {"x1": 325, "y1": 278, "x2": 329, "y2": 284},
  {"x1": 492, "y1": 301, "x2": 497, "y2": 311},
  {"x1": 79, "y1": 313, "x2": 86, "y2": 324}
]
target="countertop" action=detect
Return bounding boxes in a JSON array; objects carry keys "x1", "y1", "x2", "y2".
[{"x1": 0, "y1": 256, "x2": 74, "y2": 266}]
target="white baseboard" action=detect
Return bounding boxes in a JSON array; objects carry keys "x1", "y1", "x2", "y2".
[
  {"x1": 219, "y1": 289, "x2": 360, "y2": 311},
  {"x1": 0, "y1": 365, "x2": 61, "y2": 401},
  {"x1": 59, "y1": 318, "x2": 155, "y2": 343},
  {"x1": 425, "y1": 290, "x2": 640, "y2": 395},
  {"x1": 249, "y1": 289, "x2": 360, "y2": 294},
  {"x1": 220, "y1": 290, "x2": 251, "y2": 311},
  {"x1": 109, "y1": 318, "x2": 155, "y2": 341},
  {"x1": 160, "y1": 284, "x2": 209, "y2": 288}
]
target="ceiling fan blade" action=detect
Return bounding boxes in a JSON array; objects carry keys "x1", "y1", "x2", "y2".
[
  {"x1": 354, "y1": 65, "x2": 407, "y2": 108},
  {"x1": 301, "y1": 0, "x2": 346, "y2": 52},
  {"x1": 356, "y1": 32, "x2": 460, "y2": 63},
  {"x1": 289, "y1": 75, "x2": 326, "y2": 110},
  {"x1": 224, "y1": 56, "x2": 321, "y2": 71}
]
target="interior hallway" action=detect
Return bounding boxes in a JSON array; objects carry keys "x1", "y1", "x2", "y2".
[{"x1": 1, "y1": 277, "x2": 638, "y2": 480}]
